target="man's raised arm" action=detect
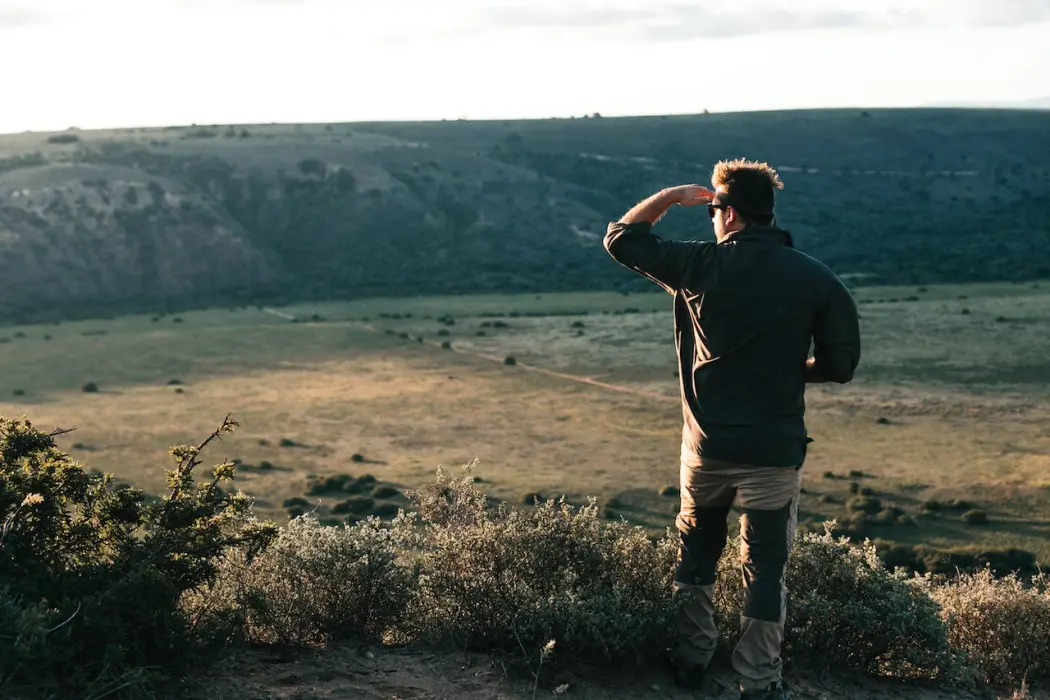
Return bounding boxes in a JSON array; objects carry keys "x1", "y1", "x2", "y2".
[{"x1": 604, "y1": 185, "x2": 714, "y2": 293}]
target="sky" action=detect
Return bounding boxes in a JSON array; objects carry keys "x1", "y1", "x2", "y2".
[{"x1": 1, "y1": 0, "x2": 1048, "y2": 133}]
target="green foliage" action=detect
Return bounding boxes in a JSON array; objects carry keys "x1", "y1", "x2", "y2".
[
  {"x1": 933, "y1": 570, "x2": 1050, "y2": 684},
  {"x1": 846, "y1": 495, "x2": 882, "y2": 515},
  {"x1": 0, "y1": 415, "x2": 276, "y2": 698},
  {"x1": 298, "y1": 158, "x2": 325, "y2": 177},
  {"x1": 961, "y1": 509, "x2": 988, "y2": 525},
  {"x1": 401, "y1": 465, "x2": 678, "y2": 664},
  {"x1": 331, "y1": 496, "x2": 374, "y2": 515},
  {"x1": 193, "y1": 516, "x2": 410, "y2": 646},
  {"x1": 81, "y1": 381, "x2": 99, "y2": 393},
  {"x1": 371, "y1": 484, "x2": 400, "y2": 499},
  {"x1": 876, "y1": 542, "x2": 1037, "y2": 577},
  {"x1": 46, "y1": 133, "x2": 79, "y2": 144}
]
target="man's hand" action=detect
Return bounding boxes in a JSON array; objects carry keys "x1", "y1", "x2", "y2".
[{"x1": 669, "y1": 185, "x2": 716, "y2": 207}]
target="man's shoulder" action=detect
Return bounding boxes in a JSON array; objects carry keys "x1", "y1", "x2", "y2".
[{"x1": 779, "y1": 245, "x2": 842, "y2": 280}]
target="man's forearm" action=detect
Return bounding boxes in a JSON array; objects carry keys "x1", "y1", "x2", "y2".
[
  {"x1": 619, "y1": 188, "x2": 680, "y2": 225},
  {"x1": 806, "y1": 354, "x2": 856, "y2": 384}
]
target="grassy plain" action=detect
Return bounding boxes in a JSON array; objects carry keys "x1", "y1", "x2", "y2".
[{"x1": 2, "y1": 281, "x2": 1049, "y2": 562}]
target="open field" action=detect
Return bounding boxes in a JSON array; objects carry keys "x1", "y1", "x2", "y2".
[{"x1": 3, "y1": 281, "x2": 1050, "y2": 564}]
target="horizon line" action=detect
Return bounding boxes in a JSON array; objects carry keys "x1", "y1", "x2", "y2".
[{"x1": 2, "y1": 104, "x2": 1048, "y2": 139}]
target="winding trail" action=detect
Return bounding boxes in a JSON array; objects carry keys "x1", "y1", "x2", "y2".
[{"x1": 261, "y1": 307, "x2": 676, "y2": 404}]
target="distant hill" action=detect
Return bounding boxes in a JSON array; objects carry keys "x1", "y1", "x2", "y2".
[
  {"x1": 1, "y1": 108, "x2": 1048, "y2": 321},
  {"x1": 926, "y1": 96, "x2": 1050, "y2": 109}
]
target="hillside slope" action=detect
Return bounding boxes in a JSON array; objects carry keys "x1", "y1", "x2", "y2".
[{"x1": 1, "y1": 109, "x2": 1048, "y2": 320}]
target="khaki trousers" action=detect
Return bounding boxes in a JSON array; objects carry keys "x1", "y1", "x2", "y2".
[{"x1": 672, "y1": 458, "x2": 801, "y2": 693}]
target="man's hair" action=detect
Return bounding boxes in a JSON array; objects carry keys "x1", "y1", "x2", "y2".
[{"x1": 711, "y1": 158, "x2": 784, "y2": 225}]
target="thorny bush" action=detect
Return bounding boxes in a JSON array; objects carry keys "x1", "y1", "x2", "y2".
[{"x1": 0, "y1": 415, "x2": 275, "y2": 699}]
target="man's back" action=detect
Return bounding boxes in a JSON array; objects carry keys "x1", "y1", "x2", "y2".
[{"x1": 605, "y1": 221, "x2": 860, "y2": 468}]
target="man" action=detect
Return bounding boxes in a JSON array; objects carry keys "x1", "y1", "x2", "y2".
[{"x1": 603, "y1": 159, "x2": 861, "y2": 700}]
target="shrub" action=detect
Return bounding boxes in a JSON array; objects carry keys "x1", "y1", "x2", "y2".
[
  {"x1": 372, "y1": 485, "x2": 400, "y2": 499},
  {"x1": 351, "y1": 453, "x2": 365, "y2": 463},
  {"x1": 0, "y1": 415, "x2": 275, "y2": 697},
  {"x1": 306, "y1": 473, "x2": 357, "y2": 495},
  {"x1": 401, "y1": 466, "x2": 678, "y2": 664},
  {"x1": 278, "y1": 437, "x2": 300, "y2": 448},
  {"x1": 81, "y1": 381, "x2": 99, "y2": 393},
  {"x1": 47, "y1": 133, "x2": 79, "y2": 144},
  {"x1": 822, "y1": 471, "x2": 835, "y2": 479},
  {"x1": 441, "y1": 341, "x2": 451, "y2": 350},
  {"x1": 12, "y1": 389, "x2": 25, "y2": 396},
  {"x1": 371, "y1": 502, "x2": 400, "y2": 518},
  {"x1": 197, "y1": 516, "x2": 411, "y2": 647},
  {"x1": 281, "y1": 497, "x2": 310, "y2": 509},
  {"x1": 961, "y1": 509, "x2": 988, "y2": 525},
  {"x1": 846, "y1": 495, "x2": 882, "y2": 515},
  {"x1": 713, "y1": 525, "x2": 952, "y2": 678},
  {"x1": 849, "y1": 481, "x2": 860, "y2": 494},
  {"x1": 933, "y1": 570, "x2": 1050, "y2": 684},
  {"x1": 875, "y1": 508, "x2": 902, "y2": 525},
  {"x1": 874, "y1": 543, "x2": 1036, "y2": 577},
  {"x1": 331, "y1": 496, "x2": 374, "y2": 515},
  {"x1": 437, "y1": 329, "x2": 451, "y2": 336},
  {"x1": 167, "y1": 379, "x2": 183, "y2": 385},
  {"x1": 659, "y1": 485, "x2": 679, "y2": 497},
  {"x1": 503, "y1": 356, "x2": 517, "y2": 366}
]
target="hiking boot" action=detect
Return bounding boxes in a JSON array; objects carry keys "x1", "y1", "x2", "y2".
[
  {"x1": 673, "y1": 662, "x2": 706, "y2": 691},
  {"x1": 740, "y1": 681, "x2": 790, "y2": 700}
]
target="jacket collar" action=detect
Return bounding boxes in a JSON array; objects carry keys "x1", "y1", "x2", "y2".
[{"x1": 721, "y1": 225, "x2": 794, "y2": 249}]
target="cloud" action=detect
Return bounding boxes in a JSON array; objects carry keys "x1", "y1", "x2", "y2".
[
  {"x1": 468, "y1": 0, "x2": 1050, "y2": 40},
  {"x1": 0, "y1": 7, "x2": 53, "y2": 28}
]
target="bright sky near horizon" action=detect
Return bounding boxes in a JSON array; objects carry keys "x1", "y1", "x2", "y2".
[{"x1": 1, "y1": 0, "x2": 1048, "y2": 134}]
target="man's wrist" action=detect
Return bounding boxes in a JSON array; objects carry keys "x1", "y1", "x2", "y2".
[{"x1": 660, "y1": 187, "x2": 683, "y2": 206}]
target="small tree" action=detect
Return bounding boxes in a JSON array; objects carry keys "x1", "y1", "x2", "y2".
[{"x1": 0, "y1": 415, "x2": 276, "y2": 697}]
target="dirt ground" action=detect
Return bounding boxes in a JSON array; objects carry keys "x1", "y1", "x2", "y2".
[{"x1": 174, "y1": 644, "x2": 1040, "y2": 700}]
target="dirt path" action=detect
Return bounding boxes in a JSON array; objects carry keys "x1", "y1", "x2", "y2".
[
  {"x1": 179, "y1": 645, "x2": 1038, "y2": 700},
  {"x1": 261, "y1": 307, "x2": 677, "y2": 404}
]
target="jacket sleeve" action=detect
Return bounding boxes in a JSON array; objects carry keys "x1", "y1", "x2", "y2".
[
  {"x1": 603, "y1": 221, "x2": 708, "y2": 294},
  {"x1": 812, "y1": 275, "x2": 861, "y2": 383}
]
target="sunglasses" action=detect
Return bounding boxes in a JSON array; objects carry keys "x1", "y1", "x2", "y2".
[{"x1": 707, "y1": 203, "x2": 729, "y2": 219}]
